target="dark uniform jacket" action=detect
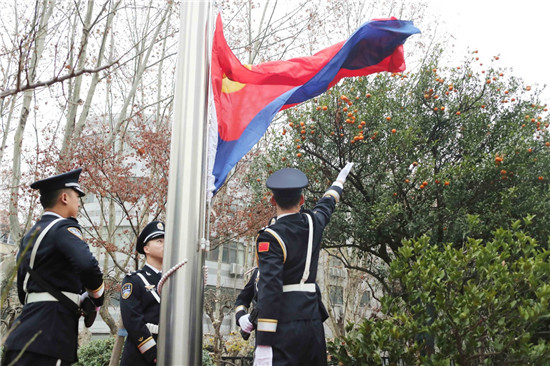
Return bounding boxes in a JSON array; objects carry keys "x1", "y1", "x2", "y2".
[
  {"x1": 255, "y1": 185, "x2": 342, "y2": 350},
  {"x1": 4, "y1": 212, "x2": 104, "y2": 363},
  {"x1": 120, "y1": 265, "x2": 161, "y2": 365},
  {"x1": 235, "y1": 268, "x2": 259, "y2": 323}
]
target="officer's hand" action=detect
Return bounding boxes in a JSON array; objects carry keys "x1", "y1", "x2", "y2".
[
  {"x1": 336, "y1": 162, "x2": 354, "y2": 184},
  {"x1": 238, "y1": 314, "x2": 254, "y2": 333},
  {"x1": 253, "y1": 345, "x2": 272, "y2": 366},
  {"x1": 79, "y1": 292, "x2": 89, "y2": 304}
]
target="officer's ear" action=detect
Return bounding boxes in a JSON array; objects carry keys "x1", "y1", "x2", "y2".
[
  {"x1": 143, "y1": 243, "x2": 150, "y2": 256},
  {"x1": 270, "y1": 195, "x2": 277, "y2": 207},
  {"x1": 59, "y1": 191, "x2": 69, "y2": 205},
  {"x1": 299, "y1": 194, "x2": 305, "y2": 206}
]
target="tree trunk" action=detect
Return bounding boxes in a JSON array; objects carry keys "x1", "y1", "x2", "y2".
[
  {"x1": 109, "y1": 317, "x2": 125, "y2": 366},
  {"x1": 100, "y1": 298, "x2": 117, "y2": 336},
  {"x1": 60, "y1": 0, "x2": 95, "y2": 164},
  {"x1": 106, "y1": 1, "x2": 172, "y2": 145},
  {"x1": 9, "y1": 0, "x2": 55, "y2": 243}
]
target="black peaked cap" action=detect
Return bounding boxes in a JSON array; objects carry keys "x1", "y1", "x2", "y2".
[
  {"x1": 30, "y1": 168, "x2": 85, "y2": 197},
  {"x1": 136, "y1": 221, "x2": 165, "y2": 254}
]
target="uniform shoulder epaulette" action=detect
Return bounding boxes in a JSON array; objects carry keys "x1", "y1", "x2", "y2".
[
  {"x1": 258, "y1": 217, "x2": 277, "y2": 234},
  {"x1": 64, "y1": 217, "x2": 79, "y2": 224}
]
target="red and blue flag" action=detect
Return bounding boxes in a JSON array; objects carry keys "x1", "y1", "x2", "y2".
[{"x1": 210, "y1": 14, "x2": 420, "y2": 193}]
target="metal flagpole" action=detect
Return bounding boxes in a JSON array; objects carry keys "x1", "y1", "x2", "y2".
[{"x1": 158, "y1": 0, "x2": 212, "y2": 365}]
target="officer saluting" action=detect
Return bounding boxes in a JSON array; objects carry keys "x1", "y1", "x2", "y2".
[
  {"x1": 120, "y1": 221, "x2": 165, "y2": 366},
  {"x1": 251, "y1": 163, "x2": 353, "y2": 366},
  {"x1": 3, "y1": 168, "x2": 105, "y2": 366}
]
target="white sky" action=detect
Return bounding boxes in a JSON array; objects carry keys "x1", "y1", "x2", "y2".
[{"x1": 426, "y1": 0, "x2": 550, "y2": 102}]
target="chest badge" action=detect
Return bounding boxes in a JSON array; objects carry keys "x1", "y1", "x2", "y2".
[{"x1": 145, "y1": 284, "x2": 156, "y2": 291}]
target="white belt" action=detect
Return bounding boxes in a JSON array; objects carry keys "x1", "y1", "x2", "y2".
[
  {"x1": 146, "y1": 323, "x2": 159, "y2": 334},
  {"x1": 282, "y1": 283, "x2": 316, "y2": 293},
  {"x1": 26, "y1": 291, "x2": 80, "y2": 306}
]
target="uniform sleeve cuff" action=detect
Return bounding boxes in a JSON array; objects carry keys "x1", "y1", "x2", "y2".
[
  {"x1": 235, "y1": 305, "x2": 247, "y2": 313},
  {"x1": 138, "y1": 336, "x2": 156, "y2": 354},
  {"x1": 257, "y1": 318, "x2": 278, "y2": 332},
  {"x1": 323, "y1": 185, "x2": 343, "y2": 202},
  {"x1": 87, "y1": 281, "x2": 104, "y2": 299}
]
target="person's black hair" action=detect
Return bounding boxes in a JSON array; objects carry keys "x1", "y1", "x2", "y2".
[
  {"x1": 39, "y1": 188, "x2": 66, "y2": 209},
  {"x1": 272, "y1": 189, "x2": 302, "y2": 210}
]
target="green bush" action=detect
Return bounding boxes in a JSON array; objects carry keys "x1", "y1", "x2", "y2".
[
  {"x1": 75, "y1": 339, "x2": 213, "y2": 366},
  {"x1": 203, "y1": 348, "x2": 214, "y2": 366},
  {"x1": 75, "y1": 337, "x2": 114, "y2": 366},
  {"x1": 329, "y1": 219, "x2": 550, "y2": 365}
]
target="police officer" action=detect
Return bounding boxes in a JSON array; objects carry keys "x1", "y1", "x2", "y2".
[
  {"x1": 2, "y1": 168, "x2": 105, "y2": 366},
  {"x1": 250, "y1": 163, "x2": 353, "y2": 366},
  {"x1": 120, "y1": 221, "x2": 165, "y2": 366}
]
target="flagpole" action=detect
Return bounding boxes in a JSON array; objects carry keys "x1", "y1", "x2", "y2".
[{"x1": 158, "y1": 1, "x2": 212, "y2": 365}]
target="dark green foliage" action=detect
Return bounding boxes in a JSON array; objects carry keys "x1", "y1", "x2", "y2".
[
  {"x1": 203, "y1": 348, "x2": 215, "y2": 366},
  {"x1": 75, "y1": 337, "x2": 114, "y2": 366},
  {"x1": 328, "y1": 220, "x2": 550, "y2": 365}
]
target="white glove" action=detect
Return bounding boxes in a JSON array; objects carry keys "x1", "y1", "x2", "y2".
[
  {"x1": 238, "y1": 314, "x2": 254, "y2": 333},
  {"x1": 254, "y1": 345, "x2": 273, "y2": 366},
  {"x1": 80, "y1": 292, "x2": 100, "y2": 312},
  {"x1": 79, "y1": 292, "x2": 89, "y2": 305},
  {"x1": 336, "y1": 162, "x2": 354, "y2": 184}
]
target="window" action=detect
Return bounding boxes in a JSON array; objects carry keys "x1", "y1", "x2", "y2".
[
  {"x1": 83, "y1": 194, "x2": 95, "y2": 204},
  {"x1": 208, "y1": 241, "x2": 245, "y2": 265},
  {"x1": 329, "y1": 285, "x2": 343, "y2": 305},
  {"x1": 359, "y1": 291, "x2": 371, "y2": 307}
]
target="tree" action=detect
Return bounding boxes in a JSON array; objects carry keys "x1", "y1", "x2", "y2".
[
  {"x1": 0, "y1": 0, "x2": 178, "y2": 334},
  {"x1": 320, "y1": 251, "x2": 383, "y2": 339},
  {"x1": 252, "y1": 48, "x2": 550, "y2": 293},
  {"x1": 329, "y1": 218, "x2": 550, "y2": 365}
]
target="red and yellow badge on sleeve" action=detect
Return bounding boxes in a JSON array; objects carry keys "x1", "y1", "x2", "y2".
[{"x1": 258, "y1": 242, "x2": 270, "y2": 252}]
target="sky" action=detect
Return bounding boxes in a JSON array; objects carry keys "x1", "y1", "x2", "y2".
[{"x1": 426, "y1": 0, "x2": 550, "y2": 102}]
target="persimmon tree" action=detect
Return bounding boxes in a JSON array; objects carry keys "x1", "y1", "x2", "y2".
[{"x1": 253, "y1": 49, "x2": 550, "y2": 287}]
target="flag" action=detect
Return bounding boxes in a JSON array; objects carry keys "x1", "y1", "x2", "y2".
[{"x1": 209, "y1": 13, "x2": 420, "y2": 193}]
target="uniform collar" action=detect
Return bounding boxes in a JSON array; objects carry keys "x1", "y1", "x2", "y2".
[
  {"x1": 43, "y1": 211, "x2": 63, "y2": 218},
  {"x1": 276, "y1": 212, "x2": 299, "y2": 220},
  {"x1": 145, "y1": 263, "x2": 162, "y2": 274}
]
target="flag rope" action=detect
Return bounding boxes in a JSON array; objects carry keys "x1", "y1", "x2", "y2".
[{"x1": 157, "y1": 259, "x2": 188, "y2": 295}]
